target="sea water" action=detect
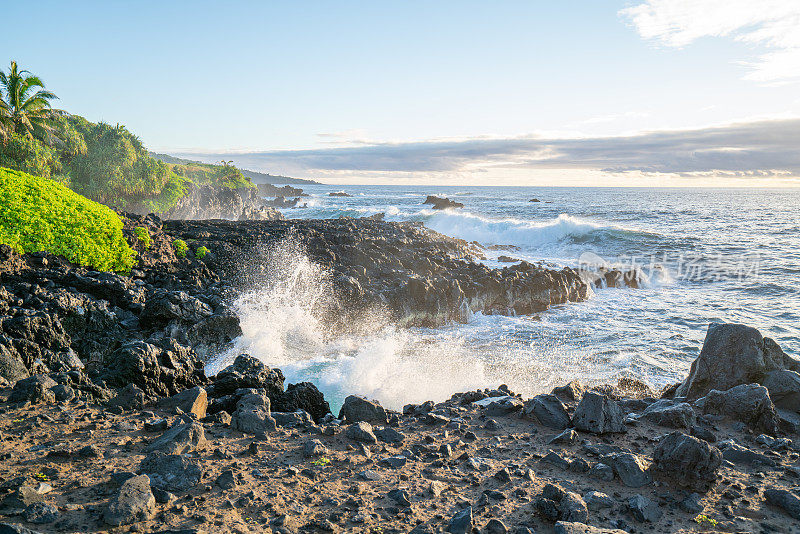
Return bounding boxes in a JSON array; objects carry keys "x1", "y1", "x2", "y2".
[{"x1": 208, "y1": 185, "x2": 800, "y2": 411}]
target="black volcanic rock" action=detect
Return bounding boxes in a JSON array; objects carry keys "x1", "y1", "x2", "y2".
[{"x1": 423, "y1": 195, "x2": 464, "y2": 210}]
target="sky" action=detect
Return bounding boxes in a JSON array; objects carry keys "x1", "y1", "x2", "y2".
[{"x1": 3, "y1": 0, "x2": 800, "y2": 186}]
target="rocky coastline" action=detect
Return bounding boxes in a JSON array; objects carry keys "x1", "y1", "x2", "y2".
[{"x1": 1, "y1": 216, "x2": 799, "y2": 534}]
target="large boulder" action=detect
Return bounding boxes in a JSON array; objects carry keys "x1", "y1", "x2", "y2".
[
  {"x1": 762, "y1": 370, "x2": 800, "y2": 412},
  {"x1": 103, "y1": 475, "x2": 155, "y2": 526},
  {"x1": 573, "y1": 392, "x2": 626, "y2": 434},
  {"x1": 273, "y1": 382, "x2": 331, "y2": 423},
  {"x1": 651, "y1": 431, "x2": 722, "y2": 492},
  {"x1": 140, "y1": 452, "x2": 202, "y2": 492},
  {"x1": 209, "y1": 354, "x2": 284, "y2": 400},
  {"x1": 158, "y1": 386, "x2": 208, "y2": 418},
  {"x1": 338, "y1": 395, "x2": 388, "y2": 423},
  {"x1": 231, "y1": 392, "x2": 276, "y2": 435},
  {"x1": 639, "y1": 399, "x2": 696, "y2": 429},
  {"x1": 524, "y1": 394, "x2": 571, "y2": 430},
  {"x1": 676, "y1": 323, "x2": 799, "y2": 399},
  {"x1": 0, "y1": 342, "x2": 29, "y2": 383},
  {"x1": 696, "y1": 384, "x2": 779, "y2": 435},
  {"x1": 8, "y1": 375, "x2": 56, "y2": 405},
  {"x1": 145, "y1": 422, "x2": 207, "y2": 454}
]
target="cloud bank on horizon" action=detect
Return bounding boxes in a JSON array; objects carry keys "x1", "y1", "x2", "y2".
[{"x1": 177, "y1": 118, "x2": 800, "y2": 182}]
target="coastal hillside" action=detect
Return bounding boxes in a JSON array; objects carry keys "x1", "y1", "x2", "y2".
[{"x1": 150, "y1": 153, "x2": 318, "y2": 185}]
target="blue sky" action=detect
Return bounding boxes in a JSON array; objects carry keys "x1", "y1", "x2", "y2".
[{"x1": 3, "y1": 1, "x2": 800, "y2": 185}]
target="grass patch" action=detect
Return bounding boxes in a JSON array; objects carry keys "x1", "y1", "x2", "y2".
[
  {"x1": 195, "y1": 245, "x2": 209, "y2": 259},
  {"x1": 0, "y1": 167, "x2": 136, "y2": 272}
]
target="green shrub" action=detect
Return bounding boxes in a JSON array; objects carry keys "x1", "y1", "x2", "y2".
[
  {"x1": 195, "y1": 246, "x2": 209, "y2": 259},
  {"x1": 134, "y1": 227, "x2": 151, "y2": 249},
  {"x1": 0, "y1": 167, "x2": 136, "y2": 272},
  {"x1": 173, "y1": 239, "x2": 188, "y2": 258}
]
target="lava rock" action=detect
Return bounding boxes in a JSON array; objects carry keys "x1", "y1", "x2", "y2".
[
  {"x1": 524, "y1": 394, "x2": 571, "y2": 429},
  {"x1": 145, "y1": 422, "x2": 207, "y2": 455},
  {"x1": 158, "y1": 386, "x2": 208, "y2": 418},
  {"x1": 140, "y1": 453, "x2": 203, "y2": 492},
  {"x1": 338, "y1": 395, "x2": 388, "y2": 423},
  {"x1": 345, "y1": 422, "x2": 378, "y2": 443},
  {"x1": 573, "y1": 392, "x2": 626, "y2": 434},
  {"x1": 651, "y1": 431, "x2": 722, "y2": 492},
  {"x1": 696, "y1": 383, "x2": 779, "y2": 434},
  {"x1": 103, "y1": 474, "x2": 155, "y2": 526}
]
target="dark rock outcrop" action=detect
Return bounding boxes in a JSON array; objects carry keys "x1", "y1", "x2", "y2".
[
  {"x1": 675, "y1": 322, "x2": 800, "y2": 399},
  {"x1": 651, "y1": 431, "x2": 722, "y2": 492},
  {"x1": 423, "y1": 196, "x2": 464, "y2": 210}
]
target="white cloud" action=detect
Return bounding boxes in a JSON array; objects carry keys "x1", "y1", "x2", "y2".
[
  {"x1": 620, "y1": 0, "x2": 800, "y2": 83},
  {"x1": 176, "y1": 119, "x2": 800, "y2": 180}
]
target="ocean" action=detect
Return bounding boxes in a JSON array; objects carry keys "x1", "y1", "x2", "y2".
[{"x1": 207, "y1": 185, "x2": 800, "y2": 412}]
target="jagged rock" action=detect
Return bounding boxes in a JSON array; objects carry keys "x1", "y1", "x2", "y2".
[
  {"x1": 273, "y1": 382, "x2": 331, "y2": 423},
  {"x1": 215, "y1": 470, "x2": 237, "y2": 490},
  {"x1": 551, "y1": 381, "x2": 587, "y2": 402},
  {"x1": 345, "y1": 422, "x2": 377, "y2": 443},
  {"x1": 764, "y1": 488, "x2": 800, "y2": 520},
  {"x1": 338, "y1": 395, "x2": 387, "y2": 423},
  {"x1": 583, "y1": 491, "x2": 613, "y2": 511},
  {"x1": 542, "y1": 451, "x2": 571, "y2": 470},
  {"x1": 718, "y1": 441, "x2": 776, "y2": 466},
  {"x1": 446, "y1": 506, "x2": 473, "y2": 533},
  {"x1": 231, "y1": 392, "x2": 276, "y2": 435},
  {"x1": 107, "y1": 383, "x2": 147, "y2": 410},
  {"x1": 8, "y1": 375, "x2": 56, "y2": 405},
  {"x1": 628, "y1": 494, "x2": 662, "y2": 522},
  {"x1": 651, "y1": 431, "x2": 722, "y2": 492},
  {"x1": 639, "y1": 399, "x2": 696, "y2": 428},
  {"x1": 679, "y1": 493, "x2": 703, "y2": 513},
  {"x1": 676, "y1": 322, "x2": 800, "y2": 399},
  {"x1": 486, "y1": 396, "x2": 524, "y2": 416},
  {"x1": 554, "y1": 522, "x2": 627, "y2": 534},
  {"x1": 560, "y1": 492, "x2": 589, "y2": 523},
  {"x1": 303, "y1": 439, "x2": 327, "y2": 457},
  {"x1": 158, "y1": 386, "x2": 208, "y2": 418},
  {"x1": 0, "y1": 343, "x2": 29, "y2": 383},
  {"x1": 209, "y1": 354, "x2": 284, "y2": 399},
  {"x1": 140, "y1": 453, "x2": 202, "y2": 492},
  {"x1": 588, "y1": 462, "x2": 614, "y2": 481},
  {"x1": 696, "y1": 383, "x2": 779, "y2": 434},
  {"x1": 100, "y1": 340, "x2": 205, "y2": 398},
  {"x1": 424, "y1": 196, "x2": 464, "y2": 210},
  {"x1": 524, "y1": 394, "x2": 571, "y2": 429},
  {"x1": 23, "y1": 502, "x2": 58, "y2": 523},
  {"x1": 601, "y1": 452, "x2": 652, "y2": 487},
  {"x1": 573, "y1": 392, "x2": 626, "y2": 434},
  {"x1": 387, "y1": 488, "x2": 411, "y2": 507},
  {"x1": 485, "y1": 519, "x2": 508, "y2": 534},
  {"x1": 0, "y1": 486, "x2": 44, "y2": 513},
  {"x1": 272, "y1": 410, "x2": 314, "y2": 427},
  {"x1": 375, "y1": 426, "x2": 406, "y2": 444},
  {"x1": 145, "y1": 422, "x2": 207, "y2": 454},
  {"x1": 103, "y1": 475, "x2": 155, "y2": 526},
  {"x1": 762, "y1": 370, "x2": 800, "y2": 412}
]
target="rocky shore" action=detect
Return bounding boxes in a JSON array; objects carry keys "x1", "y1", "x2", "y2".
[{"x1": 1, "y1": 216, "x2": 799, "y2": 533}]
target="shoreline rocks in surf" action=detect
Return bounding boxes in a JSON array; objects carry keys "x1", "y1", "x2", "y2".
[{"x1": 423, "y1": 195, "x2": 465, "y2": 210}]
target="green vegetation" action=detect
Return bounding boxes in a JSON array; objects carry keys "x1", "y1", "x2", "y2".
[
  {"x1": 195, "y1": 245, "x2": 209, "y2": 259},
  {"x1": 0, "y1": 61, "x2": 258, "y2": 214},
  {"x1": 694, "y1": 514, "x2": 717, "y2": 527},
  {"x1": 134, "y1": 227, "x2": 151, "y2": 249},
  {"x1": 0, "y1": 167, "x2": 136, "y2": 272},
  {"x1": 172, "y1": 239, "x2": 188, "y2": 258}
]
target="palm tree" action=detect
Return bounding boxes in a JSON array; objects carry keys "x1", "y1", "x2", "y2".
[{"x1": 0, "y1": 61, "x2": 59, "y2": 142}]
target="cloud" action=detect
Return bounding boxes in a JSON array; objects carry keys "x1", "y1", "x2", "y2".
[
  {"x1": 176, "y1": 119, "x2": 800, "y2": 180},
  {"x1": 619, "y1": 0, "x2": 800, "y2": 83}
]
